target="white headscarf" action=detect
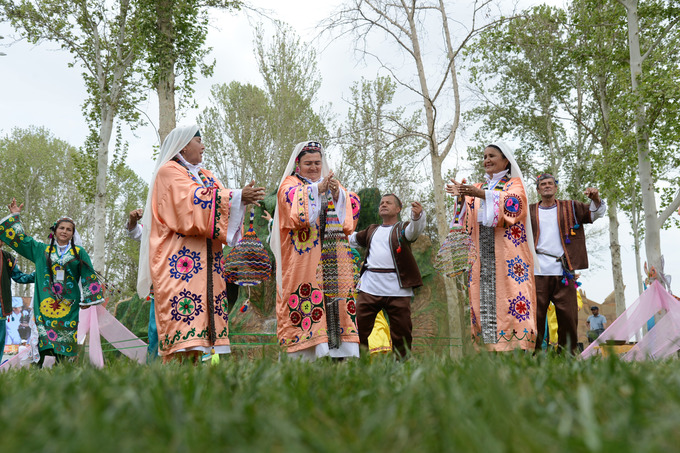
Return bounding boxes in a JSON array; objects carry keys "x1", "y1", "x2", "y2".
[
  {"x1": 137, "y1": 124, "x2": 200, "y2": 298},
  {"x1": 491, "y1": 141, "x2": 540, "y2": 271},
  {"x1": 270, "y1": 141, "x2": 330, "y2": 292}
]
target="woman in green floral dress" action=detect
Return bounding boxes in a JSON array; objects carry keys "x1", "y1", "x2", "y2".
[{"x1": 2, "y1": 198, "x2": 104, "y2": 365}]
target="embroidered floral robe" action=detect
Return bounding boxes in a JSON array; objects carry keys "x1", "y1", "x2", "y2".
[
  {"x1": 463, "y1": 177, "x2": 537, "y2": 351},
  {"x1": 150, "y1": 160, "x2": 237, "y2": 356},
  {"x1": 0, "y1": 215, "x2": 104, "y2": 356},
  {"x1": 276, "y1": 175, "x2": 359, "y2": 352}
]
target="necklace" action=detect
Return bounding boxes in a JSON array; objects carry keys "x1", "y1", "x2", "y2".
[
  {"x1": 481, "y1": 175, "x2": 509, "y2": 191},
  {"x1": 173, "y1": 156, "x2": 212, "y2": 187}
]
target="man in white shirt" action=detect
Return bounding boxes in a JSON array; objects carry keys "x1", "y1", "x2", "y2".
[
  {"x1": 349, "y1": 194, "x2": 426, "y2": 358},
  {"x1": 530, "y1": 174, "x2": 606, "y2": 354}
]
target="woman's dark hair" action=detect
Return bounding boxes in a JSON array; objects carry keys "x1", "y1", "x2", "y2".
[
  {"x1": 486, "y1": 144, "x2": 512, "y2": 173},
  {"x1": 46, "y1": 218, "x2": 86, "y2": 299}
]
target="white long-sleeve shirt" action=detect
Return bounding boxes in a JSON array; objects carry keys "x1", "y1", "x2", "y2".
[
  {"x1": 534, "y1": 199, "x2": 607, "y2": 276},
  {"x1": 348, "y1": 212, "x2": 426, "y2": 297}
]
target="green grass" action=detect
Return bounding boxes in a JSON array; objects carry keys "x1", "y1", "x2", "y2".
[{"x1": 1, "y1": 352, "x2": 679, "y2": 452}]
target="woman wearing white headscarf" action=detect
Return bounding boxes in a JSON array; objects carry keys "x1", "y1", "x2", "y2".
[
  {"x1": 271, "y1": 141, "x2": 359, "y2": 360},
  {"x1": 447, "y1": 142, "x2": 537, "y2": 351},
  {"x1": 137, "y1": 125, "x2": 264, "y2": 361}
]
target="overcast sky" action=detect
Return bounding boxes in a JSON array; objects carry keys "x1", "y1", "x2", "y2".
[{"x1": 0, "y1": 0, "x2": 677, "y2": 304}]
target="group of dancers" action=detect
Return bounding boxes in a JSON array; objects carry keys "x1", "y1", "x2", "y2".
[{"x1": 0, "y1": 125, "x2": 605, "y2": 366}]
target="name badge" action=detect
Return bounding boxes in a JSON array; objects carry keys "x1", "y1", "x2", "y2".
[{"x1": 56, "y1": 270, "x2": 65, "y2": 281}]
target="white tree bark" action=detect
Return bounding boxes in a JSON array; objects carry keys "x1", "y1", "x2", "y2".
[
  {"x1": 606, "y1": 199, "x2": 626, "y2": 315},
  {"x1": 619, "y1": 0, "x2": 680, "y2": 287}
]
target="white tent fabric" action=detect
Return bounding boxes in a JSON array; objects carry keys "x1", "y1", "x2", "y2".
[{"x1": 581, "y1": 281, "x2": 680, "y2": 360}]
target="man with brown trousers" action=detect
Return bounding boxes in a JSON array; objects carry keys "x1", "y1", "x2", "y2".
[{"x1": 349, "y1": 194, "x2": 425, "y2": 358}]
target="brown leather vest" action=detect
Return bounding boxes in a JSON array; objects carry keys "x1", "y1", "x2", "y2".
[{"x1": 354, "y1": 221, "x2": 423, "y2": 289}]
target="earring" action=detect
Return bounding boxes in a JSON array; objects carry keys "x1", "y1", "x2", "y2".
[{"x1": 295, "y1": 166, "x2": 300, "y2": 173}]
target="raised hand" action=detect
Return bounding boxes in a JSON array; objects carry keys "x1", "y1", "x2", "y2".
[
  {"x1": 242, "y1": 180, "x2": 266, "y2": 206},
  {"x1": 411, "y1": 201, "x2": 423, "y2": 220},
  {"x1": 445, "y1": 178, "x2": 462, "y2": 196},
  {"x1": 328, "y1": 174, "x2": 341, "y2": 202},
  {"x1": 128, "y1": 208, "x2": 143, "y2": 230},
  {"x1": 319, "y1": 170, "x2": 334, "y2": 194},
  {"x1": 446, "y1": 178, "x2": 483, "y2": 198},
  {"x1": 584, "y1": 187, "x2": 601, "y2": 204},
  {"x1": 7, "y1": 198, "x2": 23, "y2": 214}
]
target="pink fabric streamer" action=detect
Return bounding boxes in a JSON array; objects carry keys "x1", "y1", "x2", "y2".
[
  {"x1": 78, "y1": 305, "x2": 104, "y2": 368},
  {"x1": 581, "y1": 281, "x2": 680, "y2": 360},
  {"x1": 0, "y1": 345, "x2": 31, "y2": 372},
  {"x1": 78, "y1": 305, "x2": 147, "y2": 367}
]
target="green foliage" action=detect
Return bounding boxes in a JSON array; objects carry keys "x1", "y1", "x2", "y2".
[
  {"x1": 113, "y1": 295, "x2": 152, "y2": 339},
  {"x1": 0, "y1": 0, "x2": 148, "y2": 126},
  {"x1": 2, "y1": 354, "x2": 680, "y2": 452},
  {"x1": 0, "y1": 126, "x2": 91, "y2": 281},
  {"x1": 199, "y1": 23, "x2": 330, "y2": 194},
  {"x1": 464, "y1": 5, "x2": 584, "y2": 193},
  {"x1": 355, "y1": 187, "x2": 381, "y2": 231},
  {"x1": 0, "y1": 126, "x2": 147, "y2": 294},
  {"x1": 102, "y1": 152, "x2": 148, "y2": 292},
  {"x1": 255, "y1": 23, "x2": 330, "y2": 177},
  {"x1": 336, "y1": 76, "x2": 424, "y2": 198},
  {"x1": 135, "y1": 0, "x2": 241, "y2": 113},
  {"x1": 466, "y1": 0, "x2": 680, "y2": 231},
  {"x1": 199, "y1": 81, "x2": 275, "y2": 189}
]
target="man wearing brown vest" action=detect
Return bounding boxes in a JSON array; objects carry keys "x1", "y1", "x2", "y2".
[
  {"x1": 349, "y1": 194, "x2": 425, "y2": 358},
  {"x1": 530, "y1": 174, "x2": 606, "y2": 354}
]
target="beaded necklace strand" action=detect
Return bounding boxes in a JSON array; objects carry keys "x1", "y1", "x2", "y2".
[{"x1": 173, "y1": 156, "x2": 212, "y2": 187}]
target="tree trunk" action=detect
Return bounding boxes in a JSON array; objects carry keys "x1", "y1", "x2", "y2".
[
  {"x1": 407, "y1": 4, "x2": 466, "y2": 356},
  {"x1": 621, "y1": 0, "x2": 664, "y2": 285},
  {"x1": 630, "y1": 193, "x2": 644, "y2": 295},
  {"x1": 92, "y1": 111, "x2": 115, "y2": 272},
  {"x1": 607, "y1": 199, "x2": 626, "y2": 315},
  {"x1": 158, "y1": 73, "x2": 176, "y2": 143},
  {"x1": 156, "y1": 0, "x2": 176, "y2": 143}
]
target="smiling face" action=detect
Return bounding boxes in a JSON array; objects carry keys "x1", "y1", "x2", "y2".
[
  {"x1": 297, "y1": 151, "x2": 323, "y2": 181},
  {"x1": 483, "y1": 146, "x2": 510, "y2": 176},
  {"x1": 181, "y1": 136, "x2": 205, "y2": 165},
  {"x1": 55, "y1": 220, "x2": 75, "y2": 246}
]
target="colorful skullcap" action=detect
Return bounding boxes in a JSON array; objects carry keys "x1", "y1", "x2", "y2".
[
  {"x1": 297, "y1": 142, "x2": 322, "y2": 160},
  {"x1": 51, "y1": 216, "x2": 76, "y2": 231}
]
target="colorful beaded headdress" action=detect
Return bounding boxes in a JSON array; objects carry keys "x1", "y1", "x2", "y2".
[{"x1": 224, "y1": 211, "x2": 272, "y2": 286}]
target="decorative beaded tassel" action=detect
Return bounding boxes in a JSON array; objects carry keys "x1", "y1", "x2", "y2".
[
  {"x1": 434, "y1": 197, "x2": 476, "y2": 277},
  {"x1": 316, "y1": 198, "x2": 354, "y2": 349},
  {"x1": 224, "y1": 210, "x2": 272, "y2": 286}
]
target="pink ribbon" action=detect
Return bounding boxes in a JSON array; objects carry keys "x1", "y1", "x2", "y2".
[
  {"x1": 0, "y1": 345, "x2": 31, "y2": 372},
  {"x1": 78, "y1": 304, "x2": 104, "y2": 368},
  {"x1": 78, "y1": 304, "x2": 148, "y2": 367}
]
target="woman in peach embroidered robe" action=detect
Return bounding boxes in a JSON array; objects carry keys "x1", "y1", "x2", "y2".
[
  {"x1": 137, "y1": 125, "x2": 264, "y2": 359},
  {"x1": 271, "y1": 141, "x2": 359, "y2": 359},
  {"x1": 447, "y1": 142, "x2": 538, "y2": 351}
]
